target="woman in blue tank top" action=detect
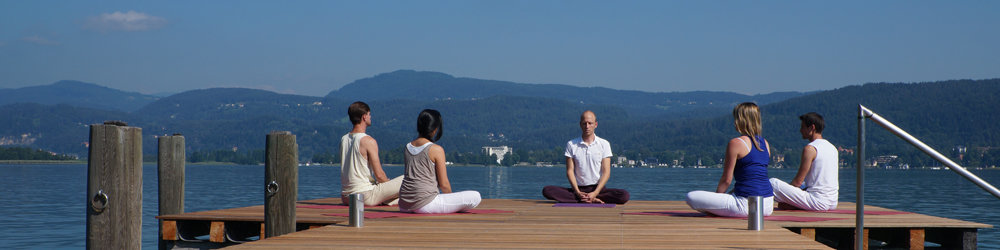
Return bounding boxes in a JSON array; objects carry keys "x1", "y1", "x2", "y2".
[{"x1": 685, "y1": 102, "x2": 774, "y2": 217}]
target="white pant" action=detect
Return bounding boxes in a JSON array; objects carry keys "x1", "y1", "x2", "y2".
[
  {"x1": 685, "y1": 190, "x2": 773, "y2": 217},
  {"x1": 769, "y1": 178, "x2": 837, "y2": 211},
  {"x1": 405, "y1": 191, "x2": 482, "y2": 214}
]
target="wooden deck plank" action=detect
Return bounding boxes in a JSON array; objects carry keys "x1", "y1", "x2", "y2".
[
  {"x1": 225, "y1": 199, "x2": 832, "y2": 249},
  {"x1": 151, "y1": 198, "x2": 991, "y2": 249}
]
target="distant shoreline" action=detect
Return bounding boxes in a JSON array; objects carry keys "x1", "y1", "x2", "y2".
[
  {"x1": 1, "y1": 161, "x2": 994, "y2": 170},
  {"x1": 0, "y1": 160, "x2": 86, "y2": 164}
]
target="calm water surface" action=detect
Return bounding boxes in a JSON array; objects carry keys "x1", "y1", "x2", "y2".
[{"x1": 1, "y1": 164, "x2": 998, "y2": 249}]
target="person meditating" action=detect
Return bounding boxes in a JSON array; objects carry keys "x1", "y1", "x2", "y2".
[
  {"x1": 340, "y1": 101, "x2": 403, "y2": 206},
  {"x1": 542, "y1": 110, "x2": 630, "y2": 204},
  {"x1": 686, "y1": 102, "x2": 774, "y2": 217},
  {"x1": 770, "y1": 112, "x2": 839, "y2": 211},
  {"x1": 398, "y1": 109, "x2": 482, "y2": 214}
]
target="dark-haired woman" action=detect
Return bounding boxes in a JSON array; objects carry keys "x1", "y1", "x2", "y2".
[{"x1": 398, "y1": 109, "x2": 482, "y2": 213}]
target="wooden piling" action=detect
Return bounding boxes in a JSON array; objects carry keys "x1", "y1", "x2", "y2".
[
  {"x1": 158, "y1": 135, "x2": 185, "y2": 250},
  {"x1": 264, "y1": 131, "x2": 297, "y2": 238},
  {"x1": 86, "y1": 121, "x2": 142, "y2": 250}
]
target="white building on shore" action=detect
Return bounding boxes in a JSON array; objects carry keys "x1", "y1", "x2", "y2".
[{"x1": 482, "y1": 146, "x2": 512, "y2": 165}]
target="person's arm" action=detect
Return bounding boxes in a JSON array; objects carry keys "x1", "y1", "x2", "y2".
[
  {"x1": 765, "y1": 139, "x2": 772, "y2": 157},
  {"x1": 586, "y1": 157, "x2": 612, "y2": 203},
  {"x1": 565, "y1": 157, "x2": 587, "y2": 201},
  {"x1": 361, "y1": 136, "x2": 390, "y2": 183},
  {"x1": 716, "y1": 138, "x2": 743, "y2": 193},
  {"x1": 430, "y1": 145, "x2": 452, "y2": 193},
  {"x1": 791, "y1": 145, "x2": 817, "y2": 187}
]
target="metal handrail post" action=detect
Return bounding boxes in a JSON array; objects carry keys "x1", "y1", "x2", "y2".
[
  {"x1": 856, "y1": 104, "x2": 867, "y2": 250},
  {"x1": 861, "y1": 106, "x2": 1000, "y2": 199}
]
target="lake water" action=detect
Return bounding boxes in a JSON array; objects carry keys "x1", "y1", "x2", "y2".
[{"x1": 1, "y1": 164, "x2": 998, "y2": 249}]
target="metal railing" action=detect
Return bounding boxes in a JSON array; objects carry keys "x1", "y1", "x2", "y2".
[{"x1": 856, "y1": 104, "x2": 1000, "y2": 249}]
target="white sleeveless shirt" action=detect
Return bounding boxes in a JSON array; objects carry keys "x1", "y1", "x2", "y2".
[
  {"x1": 341, "y1": 133, "x2": 375, "y2": 195},
  {"x1": 805, "y1": 139, "x2": 839, "y2": 203}
]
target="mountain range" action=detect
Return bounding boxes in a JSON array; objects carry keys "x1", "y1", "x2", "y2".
[
  {"x1": 0, "y1": 80, "x2": 158, "y2": 112},
  {"x1": 328, "y1": 70, "x2": 805, "y2": 119},
  {"x1": 1, "y1": 70, "x2": 997, "y2": 167}
]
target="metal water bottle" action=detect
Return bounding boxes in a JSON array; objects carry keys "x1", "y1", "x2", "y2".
[
  {"x1": 349, "y1": 193, "x2": 364, "y2": 227},
  {"x1": 748, "y1": 196, "x2": 764, "y2": 231}
]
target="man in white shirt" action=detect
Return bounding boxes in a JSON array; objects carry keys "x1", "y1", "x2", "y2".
[
  {"x1": 542, "y1": 110, "x2": 630, "y2": 204},
  {"x1": 770, "y1": 112, "x2": 839, "y2": 210}
]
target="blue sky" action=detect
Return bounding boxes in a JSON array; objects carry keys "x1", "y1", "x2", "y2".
[{"x1": 1, "y1": 1, "x2": 998, "y2": 96}]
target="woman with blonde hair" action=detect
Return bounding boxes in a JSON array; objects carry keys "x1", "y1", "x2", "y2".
[{"x1": 685, "y1": 102, "x2": 774, "y2": 217}]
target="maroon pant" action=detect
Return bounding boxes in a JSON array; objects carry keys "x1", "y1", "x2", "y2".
[{"x1": 542, "y1": 185, "x2": 630, "y2": 204}]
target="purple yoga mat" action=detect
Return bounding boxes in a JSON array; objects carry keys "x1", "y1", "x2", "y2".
[
  {"x1": 779, "y1": 209, "x2": 910, "y2": 215},
  {"x1": 623, "y1": 211, "x2": 848, "y2": 222},
  {"x1": 323, "y1": 209, "x2": 513, "y2": 219},
  {"x1": 552, "y1": 203, "x2": 617, "y2": 208}
]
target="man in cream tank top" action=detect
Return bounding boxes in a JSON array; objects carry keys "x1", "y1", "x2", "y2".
[
  {"x1": 770, "y1": 112, "x2": 839, "y2": 211},
  {"x1": 340, "y1": 101, "x2": 404, "y2": 206}
]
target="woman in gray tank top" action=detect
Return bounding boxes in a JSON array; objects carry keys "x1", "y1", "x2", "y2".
[{"x1": 398, "y1": 109, "x2": 482, "y2": 213}]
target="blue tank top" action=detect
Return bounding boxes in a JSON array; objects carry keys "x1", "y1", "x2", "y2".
[{"x1": 732, "y1": 135, "x2": 774, "y2": 198}]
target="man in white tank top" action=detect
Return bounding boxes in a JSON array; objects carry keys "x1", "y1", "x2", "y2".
[
  {"x1": 340, "y1": 102, "x2": 404, "y2": 206},
  {"x1": 770, "y1": 112, "x2": 839, "y2": 211}
]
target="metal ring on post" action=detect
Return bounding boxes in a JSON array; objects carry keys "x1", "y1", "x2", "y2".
[
  {"x1": 266, "y1": 181, "x2": 279, "y2": 196},
  {"x1": 91, "y1": 189, "x2": 109, "y2": 213}
]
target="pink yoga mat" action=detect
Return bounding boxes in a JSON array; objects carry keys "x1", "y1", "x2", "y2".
[
  {"x1": 297, "y1": 204, "x2": 397, "y2": 209},
  {"x1": 623, "y1": 211, "x2": 704, "y2": 217},
  {"x1": 778, "y1": 209, "x2": 910, "y2": 215},
  {"x1": 553, "y1": 203, "x2": 616, "y2": 208},
  {"x1": 323, "y1": 209, "x2": 513, "y2": 219},
  {"x1": 623, "y1": 211, "x2": 847, "y2": 222}
]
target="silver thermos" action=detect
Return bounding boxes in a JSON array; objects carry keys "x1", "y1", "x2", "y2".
[
  {"x1": 747, "y1": 196, "x2": 764, "y2": 231},
  {"x1": 349, "y1": 193, "x2": 364, "y2": 227}
]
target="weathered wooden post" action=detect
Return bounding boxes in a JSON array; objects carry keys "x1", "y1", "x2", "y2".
[
  {"x1": 264, "y1": 131, "x2": 298, "y2": 238},
  {"x1": 158, "y1": 134, "x2": 185, "y2": 250},
  {"x1": 86, "y1": 121, "x2": 142, "y2": 249}
]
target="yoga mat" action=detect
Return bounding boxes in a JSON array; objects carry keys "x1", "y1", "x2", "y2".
[
  {"x1": 623, "y1": 211, "x2": 704, "y2": 217},
  {"x1": 778, "y1": 209, "x2": 910, "y2": 215},
  {"x1": 323, "y1": 209, "x2": 513, "y2": 219},
  {"x1": 297, "y1": 204, "x2": 349, "y2": 209},
  {"x1": 296, "y1": 201, "x2": 342, "y2": 206},
  {"x1": 553, "y1": 203, "x2": 616, "y2": 208},
  {"x1": 623, "y1": 211, "x2": 847, "y2": 222},
  {"x1": 297, "y1": 204, "x2": 397, "y2": 209},
  {"x1": 762, "y1": 216, "x2": 846, "y2": 222}
]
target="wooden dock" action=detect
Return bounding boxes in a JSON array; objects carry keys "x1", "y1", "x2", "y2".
[
  {"x1": 157, "y1": 198, "x2": 991, "y2": 249},
  {"x1": 157, "y1": 200, "x2": 345, "y2": 245}
]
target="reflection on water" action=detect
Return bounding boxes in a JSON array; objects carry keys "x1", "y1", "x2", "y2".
[
  {"x1": 486, "y1": 166, "x2": 510, "y2": 198},
  {"x1": 1, "y1": 164, "x2": 998, "y2": 249}
]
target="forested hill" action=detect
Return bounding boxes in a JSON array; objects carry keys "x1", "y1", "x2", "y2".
[
  {"x1": 0, "y1": 103, "x2": 131, "y2": 154},
  {"x1": 600, "y1": 78, "x2": 1000, "y2": 168},
  {"x1": 758, "y1": 79, "x2": 1000, "y2": 167},
  {"x1": 0, "y1": 73, "x2": 997, "y2": 167},
  {"x1": 0, "y1": 80, "x2": 158, "y2": 112},
  {"x1": 327, "y1": 70, "x2": 805, "y2": 118},
  {"x1": 135, "y1": 88, "x2": 326, "y2": 121}
]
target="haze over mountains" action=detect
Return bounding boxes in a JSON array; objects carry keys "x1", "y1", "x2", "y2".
[{"x1": 1, "y1": 70, "x2": 997, "y2": 167}]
